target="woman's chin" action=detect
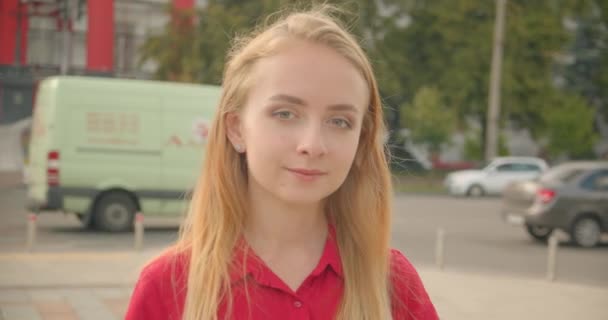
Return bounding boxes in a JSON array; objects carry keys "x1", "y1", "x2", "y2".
[{"x1": 276, "y1": 191, "x2": 329, "y2": 206}]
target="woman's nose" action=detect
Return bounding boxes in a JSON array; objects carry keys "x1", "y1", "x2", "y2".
[{"x1": 296, "y1": 123, "x2": 327, "y2": 158}]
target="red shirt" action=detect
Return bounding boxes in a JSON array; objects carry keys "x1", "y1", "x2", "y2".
[{"x1": 126, "y1": 233, "x2": 438, "y2": 320}]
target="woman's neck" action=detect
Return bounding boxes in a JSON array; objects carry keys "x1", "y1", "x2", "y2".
[{"x1": 244, "y1": 183, "x2": 328, "y2": 254}]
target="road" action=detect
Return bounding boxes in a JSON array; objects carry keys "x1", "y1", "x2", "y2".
[
  {"x1": 392, "y1": 194, "x2": 608, "y2": 288},
  {"x1": 1, "y1": 187, "x2": 607, "y2": 287}
]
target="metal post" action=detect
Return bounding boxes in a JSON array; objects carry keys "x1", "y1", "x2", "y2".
[
  {"x1": 546, "y1": 232, "x2": 559, "y2": 281},
  {"x1": 59, "y1": 0, "x2": 73, "y2": 75},
  {"x1": 60, "y1": 26, "x2": 72, "y2": 75},
  {"x1": 435, "y1": 227, "x2": 445, "y2": 270},
  {"x1": 485, "y1": 0, "x2": 507, "y2": 162},
  {"x1": 134, "y1": 212, "x2": 144, "y2": 251},
  {"x1": 25, "y1": 213, "x2": 37, "y2": 252}
]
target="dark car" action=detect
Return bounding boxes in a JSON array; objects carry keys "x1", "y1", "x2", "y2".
[{"x1": 502, "y1": 161, "x2": 608, "y2": 247}]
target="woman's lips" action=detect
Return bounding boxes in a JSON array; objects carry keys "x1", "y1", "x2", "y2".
[{"x1": 286, "y1": 168, "x2": 327, "y2": 181}]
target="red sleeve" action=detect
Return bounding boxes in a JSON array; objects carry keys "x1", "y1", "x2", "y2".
[{"x1": 390, "y1": 249, "x2": 439, "y2": 320}]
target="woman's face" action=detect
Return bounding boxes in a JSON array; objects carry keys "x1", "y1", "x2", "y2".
[{"x1": 228, "y1": 40, "x2": 369, "y2": 205}]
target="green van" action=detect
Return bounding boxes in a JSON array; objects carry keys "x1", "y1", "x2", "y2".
[{"x1": 26, "y1": 76, "x2": 221, "y2": 231}]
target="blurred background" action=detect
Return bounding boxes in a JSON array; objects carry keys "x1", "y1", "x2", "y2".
[{"x1": 0, "y1": 1, "x2": 607, "y2": 320}]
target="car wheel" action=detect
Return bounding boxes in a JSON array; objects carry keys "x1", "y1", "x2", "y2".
[
  {"x1": 466, "y1": 184, "x2": 485, "y2": 197},
  {"x1": 93, "y1": 192, "x2": 137, "y2": 232},
  {"x1": 525, "y1": 224, "x2": 553, "y2": 242},
  {"x1": 571, "y1": 216, "x2": 602, "y2": 248}
]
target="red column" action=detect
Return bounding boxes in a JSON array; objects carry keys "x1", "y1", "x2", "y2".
[
  {"x1": 172, "y1": 0, "x2": 195, "y2": 30},
  {"x1": 18, "y1": 2, "x2": 28, "y2": 65},
  {"x1": 0, "y1": 0, "x2": 28, "y2": 65},
  {"x1": 86, "y1": 0, "x2": 114, "y2": 73},
  {"x1": 173, "y1": 0, "x2": 195, "y2": 10}
]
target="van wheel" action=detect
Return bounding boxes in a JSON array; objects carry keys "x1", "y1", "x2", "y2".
[
  {"x1": 571, "y1": 216, "x2": 601, "y2": 248},
  {"x1": 525, "y1": 224, "x2": 553, "y2": 242},
  {"x1": 76, "y1": 213, "x2": 94, "y2": 229},
  {"x1": 93, "y1": 192, "x2": 136, "y2": 232},
  {"x1": 466, "y1": 184, "x2": 485, "y2": 197}
]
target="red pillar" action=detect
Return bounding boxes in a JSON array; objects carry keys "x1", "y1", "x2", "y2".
[
  {"x1": 0, "y1": 0, "x2": 28, "y2": 65},
  {"x1": 19, "y1": 2, "x2": 28, "y2": 65},
  {"x1": 172, "y1": 0, "x2": 195, "y2": 30},
  {"x1": 173, "y1": 0, "x2": 195, "y2": 10},
  {"x1": 86, "y1": 0, "x2": 114, "y2": 73}
]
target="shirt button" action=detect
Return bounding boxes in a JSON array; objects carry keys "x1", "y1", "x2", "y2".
[{"x1": 293, "y1": 301, "x2": 302, "y2": 308}]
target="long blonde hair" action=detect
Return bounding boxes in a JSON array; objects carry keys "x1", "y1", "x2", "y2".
[{"x1": 175, "y1": 5, "x2": 393, "y2": 320}]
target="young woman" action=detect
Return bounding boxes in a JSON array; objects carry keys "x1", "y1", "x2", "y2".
[{"x1": 126, "y1": 7, "x2": 438, "y2": 320}]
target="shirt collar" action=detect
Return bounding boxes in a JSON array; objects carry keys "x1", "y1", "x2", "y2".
[
  {"x1": 228, "y1": 224, "x2": 343, "y2": 285},
  {"x1": 310, "y1": 224, "x2": 343, "y2": 278}
]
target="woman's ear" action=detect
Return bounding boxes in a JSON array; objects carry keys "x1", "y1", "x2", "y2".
[{"x1": 225, "y1": 112, "x2": 246, "y2": 153}]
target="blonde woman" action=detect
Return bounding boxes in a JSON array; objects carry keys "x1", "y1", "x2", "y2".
[{"x1": 126, "y1": 6, "x2": 438, "y2": 320}]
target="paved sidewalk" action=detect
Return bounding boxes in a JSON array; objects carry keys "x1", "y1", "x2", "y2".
[
  {"x1": 0, "y1": 287, "x2": 131, "y2": 320},
  {"x1": 0, "y1": 251, "x2": 153, "y2": 320},
  {"x1": 0, "y1": 171, "x2": 22, "y2": 191},
  {"x1": 420, "y1": 269, "x2": 608, "y2": 320},
  {"x1": 1, "y1": 249, "x2": 607, "y2": 320}
]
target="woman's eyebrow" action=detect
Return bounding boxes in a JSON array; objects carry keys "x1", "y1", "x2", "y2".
[
  {"x1": 327, "y1": 104, "x2": 358, "y2": 113},
  {"x1": 269, "y1": 94, "x2": 307, "y2": 105},
  {"x1": 269, "y1": 94, "x2": 359, "y2": 113}
]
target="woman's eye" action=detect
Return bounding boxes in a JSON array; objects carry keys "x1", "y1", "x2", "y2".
[
  {"x1": 273, "y1": 110, "x2": 295, "y2": 120},
  {"x1": 330, "y1": 118, "x2": 352, "y2": 129}
]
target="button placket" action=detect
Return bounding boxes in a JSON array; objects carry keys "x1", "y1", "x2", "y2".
[{"x1": 293, "y1": 300, "x2": 303, "y2": 308}]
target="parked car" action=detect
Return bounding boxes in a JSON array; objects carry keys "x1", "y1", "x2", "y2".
[
  {"x1": 26, "y1": 76, "x2": 222, "y2": 232},
  {"x1": 443, "y1": 157, "x2": 548, "y2": 196},
  {"x1": 502, "y1": 161, "x2": 608, "y2": 247}
]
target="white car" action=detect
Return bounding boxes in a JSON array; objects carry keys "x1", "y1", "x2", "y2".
[{"x1": 444, "y1": 157, "x2": 549, "y2": 196}]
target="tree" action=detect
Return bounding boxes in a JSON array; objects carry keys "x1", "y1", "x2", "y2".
[
  {"x1": 138, "y1": 5, "x2": 201, "y2": 82},
  {"x1": 559, "y1": 0, "x2": 608, "y2": 122},
  {"x1": 541, "y1": 91, "x2": 598, "y2": 159},
  {"x1": 138, "y1": 0, "x2": 381, "y2": 84},
  {"x1": 400, "y1": 87, "x2": 455, "y2": 153},
  {"x1": 390, "y1": 1, "x2": 585, "y2": 159},
  {"x1": 139, "y1": 0, "x2": 601, "y2": 160}
]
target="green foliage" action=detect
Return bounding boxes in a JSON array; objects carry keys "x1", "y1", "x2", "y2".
[
  {"x1": 396, "y1": 1, "x2": 573, "y2": 137},
  {"x1": 138, "y1": 6, "x2": 200, "y2": 82},
  {"x1": 401, "y1": 87, "x2": 455, "y2": 152},
  {"x1": 463, "y1": 132, "x2": 509, "y2": 161},
  {"x1": 138, "y1": 0, "x2": 605, "y2": 160},
  {"x1": 138, "y1": 0, "x2": 372, "y2": 84},
  {"x1": 559, "y1": 0, "x2": 608, "y2": 122},
  {"x1": 541, "y1": 92, "x2": 598, "y2": 159}
]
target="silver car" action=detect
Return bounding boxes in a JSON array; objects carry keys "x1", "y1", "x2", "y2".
[{"x1": 444, "y1": 157, "x2": 548, "y2": 197}]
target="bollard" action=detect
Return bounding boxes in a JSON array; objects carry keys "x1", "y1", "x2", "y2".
[
  {"x1": 134, "y1": 212, "x2": 144, "y2": 251},
  {"x1": 435, "y1": 227, "x2": 445, "y2": 271},
  {"x1": 546, "y1": 233, "x2": 558, "y2": 281},
  {"x1": 25, "y1": 213, "x2": 37, "y2": 252},
  {"x1": 546, "y1": 229, "x2": 568, "y2": 282}
]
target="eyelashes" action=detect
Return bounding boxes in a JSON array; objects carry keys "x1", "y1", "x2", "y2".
[
  {"x1": 329, "y1": 118, "x2": 352, "y2": 129},
  {"x1": 271, "y1": 109, "x2": 354, "y2": 130},
  {"x1": 273, "y1": 110, "x2": 296, "y2": 120}
]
